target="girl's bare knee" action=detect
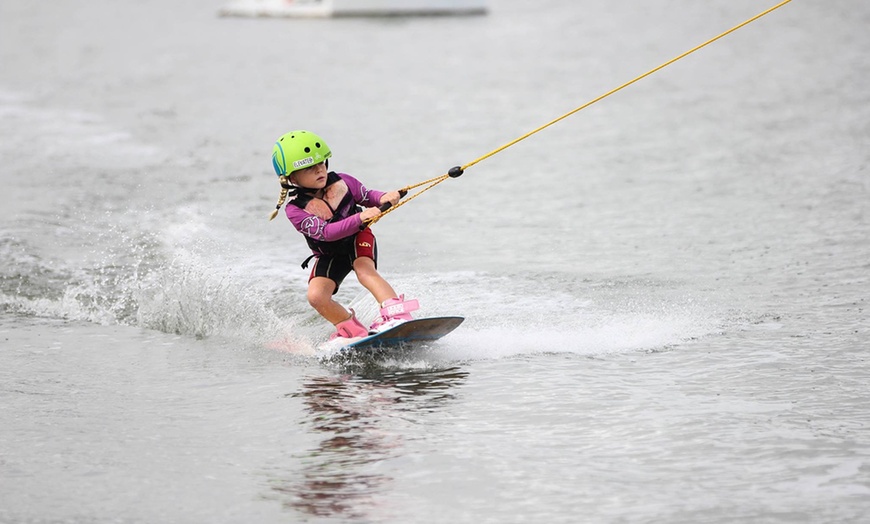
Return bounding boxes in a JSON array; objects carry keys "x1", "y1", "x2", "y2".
[
  {"x1": 307, "y1": 289, "x2": 327, "y2": 310},
  {"x1": 307, "y1": 280, "x2": 335, "y2": 310},
  {"x1": 353, "y1": 257, "x2": 376, "y2": 271}
]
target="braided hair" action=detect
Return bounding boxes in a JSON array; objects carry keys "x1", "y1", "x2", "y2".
[{"x1": 268, "y1": 176, "x2": 296, "y2": 221}]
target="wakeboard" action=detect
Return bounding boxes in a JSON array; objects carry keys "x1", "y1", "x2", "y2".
[{"x1": 339, "y1": 316, "x2": 464, "y2": 352}]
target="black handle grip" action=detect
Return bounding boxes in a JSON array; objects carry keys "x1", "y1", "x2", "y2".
[
  {"x1": 363, "y1": 189, "x2": 408, "y2": 228},
  {"x1": 378, "y1": 189, "x2": 407, "y2": 212}
]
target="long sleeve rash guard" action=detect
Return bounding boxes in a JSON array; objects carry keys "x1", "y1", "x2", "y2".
[{"x1": 285, "y1": 172, "x2": 385, "y2": 254}]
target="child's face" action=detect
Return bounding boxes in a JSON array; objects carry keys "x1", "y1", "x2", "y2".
[{"x1": 290, "y1": 162, "x2": 328, "y2": 189}]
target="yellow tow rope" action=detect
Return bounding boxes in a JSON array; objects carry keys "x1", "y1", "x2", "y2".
[{"x1": 366, "y1": 0, "x2": 793, "y2": 226}]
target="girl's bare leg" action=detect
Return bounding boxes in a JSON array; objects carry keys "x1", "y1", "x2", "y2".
[
  {"x1": 306, "y1": 277, "x2": 351, "y2": 324},
  {"x1": 353, "y1": 257, "x2": 397, "y2": 304}
]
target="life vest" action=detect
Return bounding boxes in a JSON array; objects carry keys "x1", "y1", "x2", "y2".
[{"x1": 289, "y1": 171, "x2": 363, "y2": 262}]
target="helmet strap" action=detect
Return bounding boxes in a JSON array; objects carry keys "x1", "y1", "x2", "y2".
[{"x1": 280, "y1": 175, "x2": 303, "y2": 197}]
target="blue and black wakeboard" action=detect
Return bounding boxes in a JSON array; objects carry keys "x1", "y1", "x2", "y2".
[{"x1": 339, "y1": 316, "x2": 464, "y2": 352}]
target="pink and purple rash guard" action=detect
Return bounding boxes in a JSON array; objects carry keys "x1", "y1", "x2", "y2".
[{"x1": 285, "y1": 171, "x2": 385, "y2": 256}]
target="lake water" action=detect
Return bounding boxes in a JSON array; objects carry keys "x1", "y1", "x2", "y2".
[{"x1": 1, "y1": 0, "x2": 868, "y2": 522}]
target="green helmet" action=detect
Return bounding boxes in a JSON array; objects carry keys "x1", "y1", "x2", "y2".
[{"x1": 271, "y1": 130, "x2": 332, "y2": 176}]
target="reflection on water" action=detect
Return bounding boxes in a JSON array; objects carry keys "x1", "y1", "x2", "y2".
[{"x1": 270, "y1": 366, "x2": 469, "y2": 519}]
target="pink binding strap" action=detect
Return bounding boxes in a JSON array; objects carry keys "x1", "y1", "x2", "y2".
[
  {"x1": 369, "y1": 295, "x2": 419, "y2": 333},
  {"x1": 330, "y1": 309, "x2": 369, "y2": 340},
  {"x1": 380, "y1": 296, "x2": 419, "y2": 318}
]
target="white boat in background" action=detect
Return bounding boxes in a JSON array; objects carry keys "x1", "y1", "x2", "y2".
[{"x1": 219, "y1": 0, "x2": 487, "y2": 18}]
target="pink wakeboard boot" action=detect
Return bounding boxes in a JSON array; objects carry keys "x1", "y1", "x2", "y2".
[
  {"x1": 329, "y1": 310, "x2": 369, "y2": 341},
  {"x1": 369, "y1": 295, "x2": 420, "y2": 333}
]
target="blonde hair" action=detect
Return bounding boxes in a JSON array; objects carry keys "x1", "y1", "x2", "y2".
[{"x1": 268, "y1": 176, "x2": 293, "y2": 221}]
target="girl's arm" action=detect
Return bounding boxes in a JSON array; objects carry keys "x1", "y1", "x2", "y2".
[
  {"x1": 286, "y1": 173, "x2": 396, "y2": 242},
  {"x1": 286, "y1": 205, "x2": 363, "y2": 242}
]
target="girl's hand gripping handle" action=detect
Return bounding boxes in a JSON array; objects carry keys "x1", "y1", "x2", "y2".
[{"x1": 362, "y1": 189, "x2": 407, "y2": 228}]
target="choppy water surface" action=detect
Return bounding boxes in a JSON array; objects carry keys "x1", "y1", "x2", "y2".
[{"x1": 1, "y1": 0, "x2": 868, "y2": 522}]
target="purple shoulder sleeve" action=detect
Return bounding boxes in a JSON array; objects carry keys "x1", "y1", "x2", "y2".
[{"x1": 338, "y1": 172, "x2": 385, "y2": 208}]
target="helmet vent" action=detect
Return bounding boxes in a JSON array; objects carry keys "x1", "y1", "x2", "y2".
[
  {"x1": 315, "y1": 142, "x2": 321, "y2": 148},
  {"x1": 304, "y1": 147, "x2": 311, "y2": 153}
]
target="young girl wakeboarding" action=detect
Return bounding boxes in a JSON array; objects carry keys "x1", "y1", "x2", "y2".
[{"x1": 268, "y1": 130, "x2": 419, "y2": 341}]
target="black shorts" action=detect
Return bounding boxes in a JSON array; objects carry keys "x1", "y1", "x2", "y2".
[{"x1": 308, "y1": 228, "x2": 378, "y2": 294}]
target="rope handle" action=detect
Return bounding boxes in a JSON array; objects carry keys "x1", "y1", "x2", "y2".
[
  {"x1": 377, "y1": 189, "x2": 409, "y2": 212},
  {"x1": 363, "y1": 165, "x2": 464, "y2": 226}
]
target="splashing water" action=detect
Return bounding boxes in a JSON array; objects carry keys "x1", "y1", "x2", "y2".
[{"x1": 1, "y1": 216, "x2": 308, "y2": 350}]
